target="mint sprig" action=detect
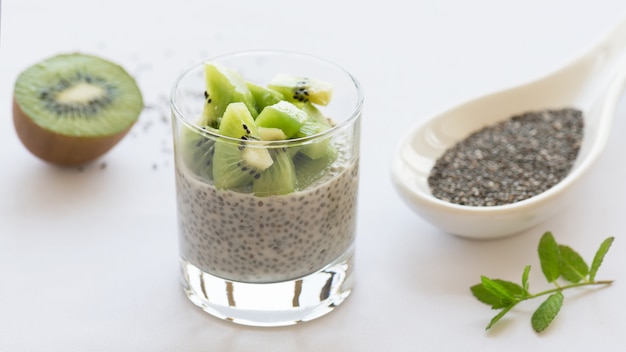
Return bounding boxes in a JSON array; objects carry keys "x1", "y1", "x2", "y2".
[{"x1": 471, "y1": 232, "x2": 614, "y2": 333}]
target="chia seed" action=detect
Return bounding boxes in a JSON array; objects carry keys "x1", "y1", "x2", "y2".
[{"x1": 427, "y1": 108, "x2": 584, "y2": 206}]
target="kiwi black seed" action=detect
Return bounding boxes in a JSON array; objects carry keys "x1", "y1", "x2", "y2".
[
  {"x1": 180, "y1": 125, "x2": 217, "y2": 181},
  {"x1": 268, "y1": 74, "x2": 333, "y2": 106},
  {"x1": 13, "y1": 53, "x2": 144, "y2": 166},
  {"x1": 293, "y1": 82, "x2": 310, "y2": 102}
]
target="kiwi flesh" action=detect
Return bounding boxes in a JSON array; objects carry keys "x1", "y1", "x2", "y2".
[
  {"x1": 295, "y1": 103, "x2": 334, "y2": 159},
  {"x1": 201, "y1": 63, "x2": 257, "y2": 127},
  {"x1": 257, "y1": 127, "x2": 287, "y2": 141},
  {"x1": 254, "y1": 101, "x2": 308, "y2": 138},
  {"x1": 12, "y1": 53, "x2": 143, "y2": 166},
  {"x1": 252, "y1": 149, "x2": 297, "y2": 196},
  {"x1": 246, "y1": 82, "x2": 284, "y2": 112},
  {"x1": 180, "y1": 125, "x2": 218, "y2": 181},
  {"x1": 268, "y1": 73, "x2": 333, "y2": 106},
  {"x1": 183, "y1": 62, "x2": 341, "y2": 194},
  {"x1": 212, "y1": 102, "x2": 273, "y2": 190},
  {"x1": 293, "y1": 146, "x2": 338, "y2": 190}
]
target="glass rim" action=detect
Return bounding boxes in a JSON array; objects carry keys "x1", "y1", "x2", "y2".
[{"x1": 170, "y1": 49, "x2": 364, "y2": 146}]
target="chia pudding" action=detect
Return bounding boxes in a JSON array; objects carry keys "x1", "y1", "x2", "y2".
[{"x1": 175, "y1": 147, "x2": 359, "y2": 283}]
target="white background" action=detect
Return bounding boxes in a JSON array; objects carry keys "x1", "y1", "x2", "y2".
[{"x1": 1, "y1": 0, "x2": 626, "y2": 350}]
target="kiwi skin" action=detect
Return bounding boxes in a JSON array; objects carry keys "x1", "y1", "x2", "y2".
[
  {"x1": 13, "y1": 97, "x2": 134, "y2": 166},
  {"x1": 12, "y1": 53, "x2": 143, "y2": 166}
]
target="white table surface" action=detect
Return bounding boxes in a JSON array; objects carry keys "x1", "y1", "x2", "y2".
[{"x1": 2, "y1": 0, "x2": 626, "y2": 350}]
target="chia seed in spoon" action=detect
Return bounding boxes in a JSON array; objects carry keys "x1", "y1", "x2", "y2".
[{"x1": 428, "y1": 108, "x2": 584, "y2": 206}]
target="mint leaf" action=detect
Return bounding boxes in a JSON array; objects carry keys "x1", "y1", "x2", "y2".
[
  {"x1": 471, "y1": 283, "x2": 509, "y2": 309},
  {"x1": 472, "y1": 279, "x2": 525, "y2": 308},
  {"x1": 538, "y1": 231, "x2": 561, "y2": 283},
  {"x1": 521, "y1": 265, "x2": 531, "y2": 293},
  {"x1": 480, "y1": 276, "x2": 522, "y2": 301},
  {"x1": 486, "y1": 304, "x2": 515, "y2": 330},
  {"x1": 471, "y1": 232, "x2": 614, "y2": 333},
  {"x1": 531, "y1": 291, "x2": 564, "y2": 333},
  {"x1": 589, "y1": 237, "x2": 614, "y2": 281},
  {"x1": 559, "y1": 245, "x2": 589, "y2": 283},
  {"x1": 492, "y1": 279, "x2": 525, "y2": 297}
]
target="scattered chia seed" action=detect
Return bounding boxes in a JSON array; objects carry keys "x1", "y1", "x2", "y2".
[{"x1": 428, "y1": 108, "x2": 584, "y2": 206}]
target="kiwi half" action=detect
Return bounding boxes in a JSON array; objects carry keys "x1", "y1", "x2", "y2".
[{"x1": 13, "y1": 53, "x2": 143, "y2": 166}]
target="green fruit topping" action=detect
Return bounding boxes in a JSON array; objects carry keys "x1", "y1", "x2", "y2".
[
  {"x1": 201, "y1": 63, "x2": 258, "y2": 127},
  {"x1": 253, "y1": 149, "x2": 297, "y2": 196},
  {"x1": 257, "y1": 126, "x2": 288, "y2": 141},
  {"x1": 294, "y1": 146, "x2": 338, "y2": 189},
  {"x1": 179, "y1": 61, "x2": 342, "y2": 194},
  {"x1": 246, "y1": 82, "x2": 284, "y2": 112},
  {"x1": 301, "y1": 102, "x2": 332, "y2": 124},
  {"x1": 180, "y1": 125, "x2": 218, "y2": 181},
  {"x1": 255, "y1": 100, "x2": 308, "y2": 138},
  {"x1": 296, "y1": 103, "x2": 334, "y2": 159},
  {"x1": 212, "y1": 102, "x2": 272, "y2": 190},
  {"x1": 268, "y1": 73, "x2": 333, "y2": 106},
  {"x1": 216, "y1": 101, "x2": 259, "y2": 139}
]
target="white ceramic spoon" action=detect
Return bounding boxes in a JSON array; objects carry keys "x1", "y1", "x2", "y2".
[{"x1": 391, "y1": 18, "x2": 626, "y2": 239}]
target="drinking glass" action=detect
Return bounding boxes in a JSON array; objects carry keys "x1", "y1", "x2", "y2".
[{"x1": 170, "y1": 50, "x2": 363, "y2": 326}]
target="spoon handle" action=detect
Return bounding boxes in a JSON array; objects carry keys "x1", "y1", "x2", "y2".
[
  {"x1": 564, "y1": 17, "x2": 626, "y2": 111},
  {"x1": 596, "y1": 17, "x2": 626, "y2": 66}
]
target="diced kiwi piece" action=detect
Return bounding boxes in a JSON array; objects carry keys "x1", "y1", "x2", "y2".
[
  {"x1": 201, "y1": 63, "x2": 257, "y2": 127},
  {"x1": 257, "y1": 126, "x2": 287, "y2": 141},
  {"x1": 212, "y1": 102, "x2": 272, "y2": 190},
  {"x1": 255, "y1": 101, "x2": 308, "y2": 138},
  {"x1": 301, "y1": 102, "x2": 332, "y2": 124},
  {"x1": 268, "y1": 73, "x2": 333, "y2": 106},
  {"x1": 217, "y1": 101, "x2": 259, "y2": 138},
  {"x1": 179, "y1": 125, "x2": 218, "y2": 181},
  {"x1": 253, "y1": 149, "x2": 296, "y2": 196},
  {"x1": 12, "y1": 53, "x2": 143, "y2": 166},
  {"x1": 295, "y1": 103, "x2": 334, "y2": 159},
  {"x1": 297, "y1": 121, "x2": 331, "y2": 159},
  {"x1": 293, "y1": 146, "x2": 338, "y2": 190},
  {"x1": 246, "y1": 82, "x2": 284, "y2": 112}
]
